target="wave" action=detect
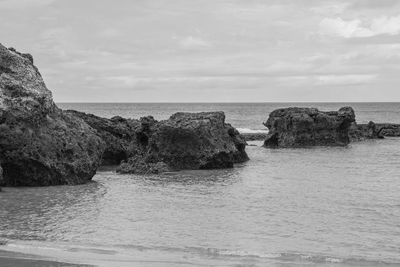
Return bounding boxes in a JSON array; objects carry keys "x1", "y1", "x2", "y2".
[
  {"x1": 237, "y1": 128, "x2": 269, "y2": 134},
  {"x1": 2, "y1": 239, "x2": 400, "y2": 266}
]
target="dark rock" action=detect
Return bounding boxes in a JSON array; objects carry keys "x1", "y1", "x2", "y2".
[
  {"x1": 117, "y1": 155, "x2": 172, "y2": 174},
  {"x1": 376, "y1": 123, "x2": 400, "y2": 137},
  {"x1": 241, "y1": 132, "x2": 269, "y2": 141},
  {"x1": 0, "y1": 44, "x2": 104, "y2": 186},
  {"x1": 66, "y1": 110, "x2": 140, "y2": 165},
  {"x1": 128, "y1": 112, "x2": 249, "y2": 172},
  {"x1": 70, "y1": 110, "x2": 248, "y2": 173},
  {"x1": 0, "y1": 165, "x2": 2, "y2": 191},
  {"x1": 349, "y1": 121, "x2": 383, "y2": 141},
  {"x1": 263, "y1": 107, "x2": 356, "y2": 147}
]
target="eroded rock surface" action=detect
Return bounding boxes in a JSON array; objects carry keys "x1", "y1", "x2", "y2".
[
  {"x1": 263, "y1": 107, "x2": 356, "y2": 147},
  {"x1": 349, "y1": 121, "x2": 383, "y2": 141},
  {"x1": 0, "y1": 44, "x2": 104, "y2": 186},
  {"x1": 72, "y1": 110, "x2": 249, "y2": 174},
  {"x1": 66, "y1": 110, "x2": 139, "y2": 165},
  {"x1": 376, "y1": 123, "x2": 400, "y2": 137}
]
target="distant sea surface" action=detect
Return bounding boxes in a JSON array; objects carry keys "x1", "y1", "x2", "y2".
[{"x1": 1, "y1": 102, "x2": 400, "y2": 267}]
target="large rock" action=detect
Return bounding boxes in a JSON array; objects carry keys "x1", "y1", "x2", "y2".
[
  {"x1": 0, "y1": 44, "x2": 104, "y2": 186},
  {"x1": 263, "y1": 107, "x2": 356, "y2": 147},
  {"x1": 66, "y1": 110, "x2": 139, "y2": 165},
  {"x1": 118, "y1": 112, "x2": 249, "y2": 173},
  {"x1": 71, "y1": 110, "x2": 249, "y2": 173}
]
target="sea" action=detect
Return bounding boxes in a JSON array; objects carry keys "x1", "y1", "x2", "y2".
[{"x1": 1, "y1": 102, "x2": 400, "y2": 267}]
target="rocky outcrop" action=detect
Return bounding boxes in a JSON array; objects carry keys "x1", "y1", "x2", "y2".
[
  {"x1": 121, "y1": 112, "x2": 248, "y2": 173},
  {"x1": 0, "y1": 44, "x2": 104, "y2": 186},
  {"x1": 263, "y1": 107, "x2": 356, "y2": 147},
  {"x1": 66, "y1": 110, "x2": 139, "y2": 165},
  {"x1": 72, "y1": 110, "x2": 249, "y2": 174},
  {"x1": 241, "y1": 132, "x2": 269, "y2": 141},
  {"x1": 0, "y1": 165, "x2": 2, "y2": 191},
  {"x1": 376, "y1": 123, "x2": 400, "y2": 137},
  {"x1": 349, "y1": 122, "x2": 400, "y2": 141},
  {"x1": 349, "y1": 121, "x2": 383, "y2": 141}
]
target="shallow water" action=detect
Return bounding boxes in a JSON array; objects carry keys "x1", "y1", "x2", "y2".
[
  {"x1": 1, "y1": 103, "x2": 400, "y2": 266},
  {"x1": 1, "y1": 139, "x2": 400, "y2": 266}
]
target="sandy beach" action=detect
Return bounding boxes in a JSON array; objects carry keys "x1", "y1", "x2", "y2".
[{"x1": 0, "y1": 250, "x2": 92, "y2": 267}]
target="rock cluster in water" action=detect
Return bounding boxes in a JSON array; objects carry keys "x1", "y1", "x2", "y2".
[
  {"x1": 0, "y1": 44, "x2": 249, "y2": 186},
  {"x1": 263, "y1": 107, "x2": 356, "y2": 147},
  {"x1": 0, "y1": 44, "x2": 105, "y2": 186},
  {"x1": 70, "y1": 111, "x2": 249, "y2": 174},
  {"x1": 2, "y1": 44, "x2": 400, "y2": 187}
]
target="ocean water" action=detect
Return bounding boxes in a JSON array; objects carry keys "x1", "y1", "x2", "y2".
[{"x1": 1, "y1": 103, "x2": 400, "y2": 266}]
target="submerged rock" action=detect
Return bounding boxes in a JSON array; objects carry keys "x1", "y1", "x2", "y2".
[
  {"x1": 263, "y1": 107, "x2": 356, "y2": 147},
  {"x1": 0, "y1": 44, "x2": 104, "y2": 186}
]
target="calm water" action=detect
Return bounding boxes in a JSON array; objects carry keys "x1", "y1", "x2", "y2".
[{"x1": 1, "y1": 103, "x2": 400, "y2": 266}]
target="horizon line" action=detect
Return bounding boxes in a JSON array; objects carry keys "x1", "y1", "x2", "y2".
[{"x1": 56, "y1": 101, "x2": 400, "y2": 104}]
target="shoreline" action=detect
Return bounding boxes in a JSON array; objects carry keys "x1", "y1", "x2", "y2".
[{"x1": 0, "y1": 250, "x2": 92, "y2": 267}]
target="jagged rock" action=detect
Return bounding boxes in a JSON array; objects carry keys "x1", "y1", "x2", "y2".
[
  {"x1": 129, "y1": 112, "x2": 249, "y2": 172},
  {"x1": 117, "y1": 155, "x2": 172, "y2": 174},
  {"x1": 349, "y1": 121, "x2": 383, "y2": 141},
  {"x1": 241, "y1": 132, "x2": 269, "y2": 141},
  {"x1": 263, "y1": 107, "x2": 356, "y2": 147},
  {"x1": 376, "y1": 123, "x2": 400, "y2": 137},
  {"x1": 66, "y1": 110, "x2": 140, "y2": 165},
  {"x1": 0, "y1": 165, "x2": 2, "y2": 191},
  {"x1": 71, "y1": 110, "x2": 249, "y2": 173},
  {"x1": 0, "y1": 44, "x2": 104, "y2": 186}
]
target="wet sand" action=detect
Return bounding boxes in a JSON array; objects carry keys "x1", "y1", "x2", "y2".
[{"x1": 0, "y1": 250, "x2": 92, "y2": 267}]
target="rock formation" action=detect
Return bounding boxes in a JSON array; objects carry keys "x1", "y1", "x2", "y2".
[
  {"x1": 0, "y1": 44, "x2": 104, "y2": 186},
  {"x1": 349, "y1": 121, "x2": 383, "y2": 141},
  {"x1": 71, "y1": 111, "x2": 249, "y2": 174},
  {"x1": 376, "y1": 123, "x2": 400, "y2": 137},
  {"x1": 66, "y1": 110, "x2": 139, "y2": 165},
  {"x1": 240, "y1": 132, "x2": 269, "y2": 141},
  {"x1": 263, "y1": 107, "x2": 356, "y2": 147},
  {"x1": 0, "y1": 165, "x2": 2, "y2": 191}
]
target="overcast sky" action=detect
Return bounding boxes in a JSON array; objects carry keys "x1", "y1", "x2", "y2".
[{"x1": 1, "y1": 0, "x2": 400, "y2": 102}]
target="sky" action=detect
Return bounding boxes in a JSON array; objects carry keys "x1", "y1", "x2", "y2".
[{"x1": 1, "y1": 0, "x2": 400, "y2": 102}]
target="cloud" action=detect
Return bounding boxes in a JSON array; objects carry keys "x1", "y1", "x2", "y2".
[
  {"x1": 0, "y1": 0, "x2": 55, "y2": 9},
  {"x1": 179, "y1": 36, "x2": 211, "y2": 50},
  {"x1": 315, "y1": 74, "x2": 377, "y2": 86},
  {"x1": 320, "y1": 15, "x2": 400, "y2": 38}
]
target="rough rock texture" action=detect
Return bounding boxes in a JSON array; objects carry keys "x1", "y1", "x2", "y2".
[
  {"x1": 117, "y1": 155, "x2": 172, "y2": 174},
  {"x1": 0, "y1": 44, "x2": 104, "y2": 186},
  {"x1": 349, "y1": 122, "x2": 400, "y2": 141},
  {"x1": 241, "y1": 132, "x2": 269, "y2": 141},
  {"x1": 0, "y1": 165, "x2": 2, "y2": 191},
  {"x1": 66, "y1": 110, "x2": 139, "y2": 165},
  {"x1": 349, "y1": 121, "x2": 383, "y2": 141},
  {"x1": 71, "y1": 110, "x2": 249, "y2": 173},
  {"x1": 376, "y1": 123, "x2": 400, "y2": 137},
  {"x1": 119, "y1": 112, "x2": 249, "y2": 173},
  {"x1": 263, "y1": 107, "x2": 356, "y2": 147}
]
